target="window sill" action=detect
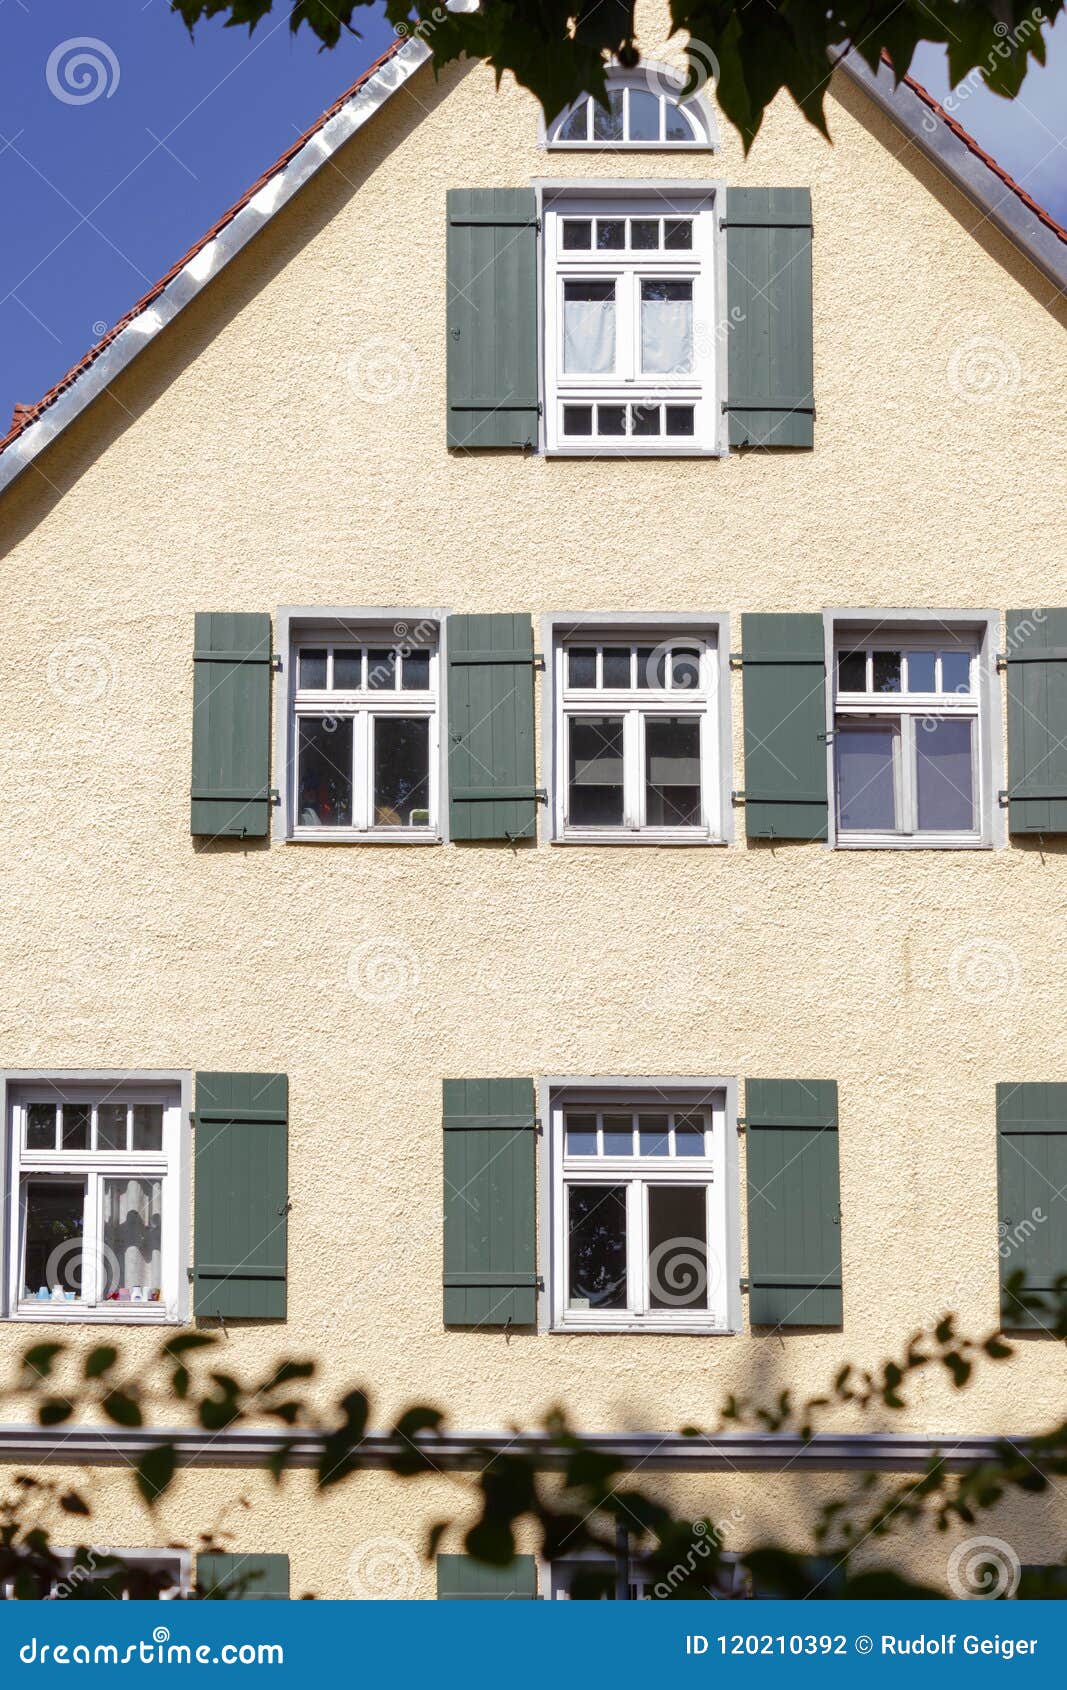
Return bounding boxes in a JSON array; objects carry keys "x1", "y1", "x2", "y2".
[
  {"x1": 286, "y1": 830, "x2": 441, "y2": 846},
  {"x1": 552, "y1": 830, "x2": 726, "y2": 847},
  {"x1": 833, "y1": 834, "x2": 991, "y2": 851},
  {"x1": 11, "y1": 1307, "x2": 182, "y2": 1324},
  {"x1": 545, "y1": 445, "x2": 724, "y2": 459},
  {"x1": 551, "y1": 1318, "x2": 734, "y2": 1336}
]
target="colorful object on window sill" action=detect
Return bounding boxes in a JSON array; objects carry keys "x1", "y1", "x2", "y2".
[{"x1": 37, "y1": 1287, "x2": 50, "y2": 1301}]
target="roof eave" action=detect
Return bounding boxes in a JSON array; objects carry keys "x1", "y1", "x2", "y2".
[{"x1": 835, "y1": 51, "x2": 1067, "y2": 294}]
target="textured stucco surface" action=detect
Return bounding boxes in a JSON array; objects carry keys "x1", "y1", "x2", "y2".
[{"x1": 0, "y1": 1, "x2": 1065, "y2": 1585}]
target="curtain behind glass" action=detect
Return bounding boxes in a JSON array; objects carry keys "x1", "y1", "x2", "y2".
[{"x1": 103, "y1": 1177, "x2": 162, "y2": 1300}]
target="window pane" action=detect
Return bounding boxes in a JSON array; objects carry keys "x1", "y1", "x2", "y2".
[
  {"x1": 23, "y1": 1180, "x2": 84, "y2": 1300},
  {"x1": 638, "y1": 1113, "x2": 670, "y2": 1156},
  {"x1": 563, "y1": 404, "x2": 593, "y2": 436},
  {"x1": 628, "y1": 88, "x2": 661, "y2": 140},
  {"x1": 665, "y1": 405, "x2": 694, "y2": 437},
  {"x1": 132, "y1": 1104, "x2": 163, "y2": 1152},
  {"x1": 563, "y1": 280, "x2": 616, "y2": 374},
  {"x1": 103, "y1": 1177, "x2": 162, "y2": 1303},
  {"x1": 837, "y1": 650, "x2": 866, "y2": 691},
  {"x1": 648, "y1": 1186, "x2": 708, "y2": 1310},
  {"x1": 671, "y1": 648, "x2": 702, "y2": 691},
  {"x1": 562, "y1": 219, "x2": 592, "y2": 249},
  {"x1": 592, "y1": 91, "x2": 623, "y2": 139},
  {"x1": 567, "y1": 648, "x2": 597, "y2": 688},
  {"x1": 916, "y1": 718, "x2": 974, "y2": 832},
  {"x1": 664, "y1": 218, "x2": 692, "y2": 250},
  {"x1": 374, "y1": 717, "x2": 431, "y2": 826},
  {"x1": 26, "y1": 1103, "x2": 56, "y2": 1150},
  {"x1": 401, "y1": 649, "x2": 431, "y2": 690},
  {"x1": 941, "y1": 650, "x2": 972, "y2": 695},
  {"x1": 565, "y1": 1112, "x2": 597, "y2": 1156},
  {"x1": 674, "y1": 1114, "x2": 706, "y2": 1156},
  {"x1": 664, "y1": 101, "x2": 693, "y2": 140},
  {"x1": 602, "y1": 1113, "x2": 634, "y2": 1155},
  {"x1": 97, "y1": 1104, "x2": 127, "y2": 1151},
  {"x1": 568, "y1": 717, "x2": 624, "y2": 826},
  {"x1": 297, "y1": 717, "x2": 353, "y2": 827},
  {"x1": 62, "y1": 1104, "x2": 90, "y2": 1151},
  {"x1": 872, "y1": 650, "x2": 901, "y2": 693},
  {"x1": 905, "y1": 650, "x2": 936, "y2": 692},
  {"x1": 641, "y1": 280, "x2": 693, "y2": 374},
  {"x1": 557, "y1": 100, "x2": 588, "y2": 140},
  {"x1": 298, "y1": 648, "x2": 327, "y2": 689},
  {"x1": 601, "y1": 648, "x2": 632, "y2": 688},
  {"x1": 595, "y1": 219, "x2": 624, "y2": 249},
  {"x1": 631, "y1": 218, "x2": 658, "y2": 249},
  {"x1": 631, "y1": 405, "x2": 660, "y2": 436},
  {"x1": 598, "y1": 404, "x2": 626, "y2": 437},
  {"x1": 645, "y1": 716, "x2": 701, "y2": 827},
  {"x1": 367, "y1": 648, "x2": 397, "y2": 690},
  {"x1": 836, "y1": 725, "x2": 897, "y2": 833},
  {"x1": 568, "y1": 1185, "x2": 627, "y2": 1309},
  {"x1": 333, "y1": 648, "x2": 362, "y2": 690},
  {"x1": 636, "y1": 646, "x2": 666, "y2": 690}
]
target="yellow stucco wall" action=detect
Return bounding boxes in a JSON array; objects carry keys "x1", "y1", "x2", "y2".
[{"x1": 0, "y1": 2, "x2": 1064, "y2": 1587}]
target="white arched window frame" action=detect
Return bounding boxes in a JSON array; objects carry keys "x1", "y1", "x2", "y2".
[{"x1": 543, "y1": 66, "x2": 717, "y2": 151}]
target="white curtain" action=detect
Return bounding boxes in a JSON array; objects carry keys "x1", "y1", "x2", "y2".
[
  {"x1": 564, "y1": 294, "x2": 616, "y2": 374},
  {"x1": 641, "y1": 290, "x2": 693, "y2": 374},
  {"x1": 103, "y1": 1177, "x2": 162, "y2": 1298}
]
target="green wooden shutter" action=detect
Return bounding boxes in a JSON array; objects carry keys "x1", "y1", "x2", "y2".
[
  {"x1": 745, "y1": 1079, "x2": 841, "y2": 1327},
  {"x1": 197, "y1": 1553, "x2": 289, "y2": 1599},
  {"x1": 447, "y1": 189, "x2": 539, "y2": 449},
  {"x1": 996, "y1": 1083, "x2": 1067, "y2": 1330},
  {"x1": 1005, "y1": 610, "x2": 1067, "y2": 835},
  {"x1": 443, "y1": 1079, "x2": 537, "y2": 1327},
  {"x1": 436, "y1": 1555, "x2": 537, "y2": 1600},
  {"x1": 447, "y1": 614, "x2": 540, "y2": 841},
  {"x1": 740, "y1": 613, "x2": 828, "y2": 840},
  {"x1": 191, "y1": 612, "x2": 273, "y2": 838},
  {"x1": 193, "y1": 1072, "x2": 288, "y2": 1320},
  {"x1": 726, "y1": 188, "x2": 814, "y2": 448}
]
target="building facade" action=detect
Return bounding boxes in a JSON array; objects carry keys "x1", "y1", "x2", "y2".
[{"x1": 0, "y1": 4, "x2": 1065, "y2": 1599}]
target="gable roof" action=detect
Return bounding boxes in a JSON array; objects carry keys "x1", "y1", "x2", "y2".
[{"x1": 1, "y1": 38, "x2": 1062, "y2": 497}]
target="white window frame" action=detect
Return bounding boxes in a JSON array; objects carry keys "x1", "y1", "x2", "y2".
[
  {"x1": 542, "y1": 616, "x2": 731, "y2": 844},
  {"x1": 541, "y1": 187, "x2": 723, "y2": 457},
  {"x1": 542, "y1": 66, "x2": 717, "y2": 151},
  {"x1": 544, "y1": 1079, "x2": 741, "y2": 1335},
  {"x1": 2, "y1": 1073, "x2": 188, "y2": 1325},
  {"x1": 274, "y1": 609, "x2": 447, "y2": 845},
  {"x1": 2, "y1": 1547, "x2": 193, "y2": 1600},
  {"x1": 826, "y1": 613, "x2": 1002, "y2": 850}
]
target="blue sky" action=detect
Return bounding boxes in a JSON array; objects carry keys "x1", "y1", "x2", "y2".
[{"x1": 1, "y1": 4, "x2": 1064, "y2": 430}]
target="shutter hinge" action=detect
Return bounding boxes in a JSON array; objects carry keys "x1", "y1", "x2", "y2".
[
  {"x1": 996, "y1": 652, "x2": 1008, "y2": 670},
  {"x1": 271, "y1": 654, "x2": 283, "y2": 671},
  {"x1": 998, "y1": 790, "x2": 1010, "y2": 806},
  {"x1": 187, "y1": 1267, "x2": 195, "y2": 1283},
  {"x1": 817, "y1": 731, "x2": 835, "y2": 743},
  {"x1": 536, "y1": 217, "x2": 542, "y2": 233},
  {"x1": 736, "y1": 1117, "x2": 747, "y2": 1131},
  {"x1": 729, "y1": 651, "x2": 744, "y2": 668},
  {"x1": 270, "y1": 788, "x2": 280, "y2": 806},
  {"x1": 533, "y1": 651, "x2": 546, "y2": 670},
  {"x1": 739, "y1": 1278, "x2": 750, "y2": 1293},
  {"x1": 732, "y1": 790, "x2": 746, "y2": 804}
]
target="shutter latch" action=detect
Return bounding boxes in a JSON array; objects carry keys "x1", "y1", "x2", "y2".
[{"x1": 278, "y1": 1197, "x2": 293, "y2": 1217}]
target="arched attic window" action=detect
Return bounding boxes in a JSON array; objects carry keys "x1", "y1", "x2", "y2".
[{"x1": 545, "y1": 67, "x2": 716, "y2": 150}]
